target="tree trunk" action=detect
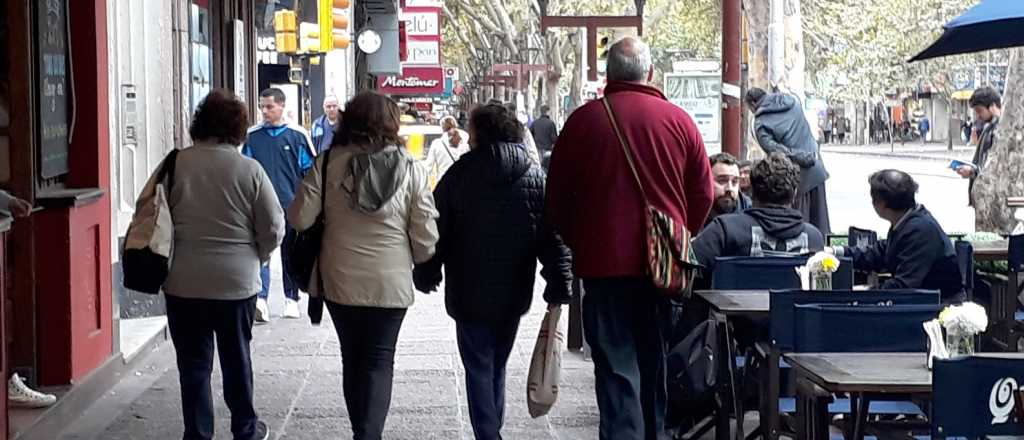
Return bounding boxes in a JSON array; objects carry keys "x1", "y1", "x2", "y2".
[
  {"x1": 782, "y1": 0, "x2": 806, "y2": 100},
  {"x1": 973, "y1": 48, "x2": 1024, "y2": 233}
]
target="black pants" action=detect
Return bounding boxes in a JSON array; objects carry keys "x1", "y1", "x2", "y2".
[
  {"x1": 326, "y1": 301, "x2": 407, "y2": 440},
  {"x1": 796, "y1": 183, "x2": 831, "y2": 235},
  {"x1": 456, "y1": 319, "x2": 521, "y2": 440},
  {"x1": 582, "y1": 277, "x2": 669, "y2": 440},
  {"x1": 166, "y1": 294, "x2": 258, "y2": 440}
]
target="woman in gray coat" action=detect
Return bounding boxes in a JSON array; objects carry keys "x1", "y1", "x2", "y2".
[{"x1": 161, "y1": 89, "x2": 285, "y2": 440}]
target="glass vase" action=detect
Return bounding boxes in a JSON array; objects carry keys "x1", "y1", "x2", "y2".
[
  {"x1": 945, "y1": 329, "x2": 975, "y2": 357},
  {"x1": 811, "y1": 272, "x2": 832, "y2": 291}
]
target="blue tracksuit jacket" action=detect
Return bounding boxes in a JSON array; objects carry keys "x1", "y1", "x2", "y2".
[{"x1": 242, "y1": 122, "x2": 315, "y2": 211}]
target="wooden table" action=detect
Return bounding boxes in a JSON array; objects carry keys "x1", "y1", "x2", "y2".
[
  {"x1": 695, "y1": 290, "x2": 769, "y2": 440},
  {"x1": 697, "y1": 290, "x2": 770, "y2": 316},
  {"x1": 784, "y1": 353, "x2": 932, "y2": 440},
  {"x1": 972, "y1": 239, "x2": 1009, "y2": 262}
]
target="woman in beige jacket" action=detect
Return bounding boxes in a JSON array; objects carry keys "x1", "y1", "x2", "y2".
[{"x1": 287, "y1": 91, "x2": 438, "y2": 439}]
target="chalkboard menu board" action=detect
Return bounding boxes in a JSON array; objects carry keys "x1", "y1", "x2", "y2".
[{"x1": 35, "y1": 0, "x2": 70, "y2": 179}]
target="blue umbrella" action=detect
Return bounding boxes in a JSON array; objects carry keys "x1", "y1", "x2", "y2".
[{"x1": 910, "y1": 0, "x2": 1024, "y2": 62}]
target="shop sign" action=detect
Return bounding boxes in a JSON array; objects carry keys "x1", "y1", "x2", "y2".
[
  {"x1": 378, "y1": 67, "x2": 445, "y2": 95},
  {"x1": 404, "y1": 40, "x2": 441, "y2": 65}
]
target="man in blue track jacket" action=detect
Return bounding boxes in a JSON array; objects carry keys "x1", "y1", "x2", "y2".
[{"x1": 243, "y1": 88, "x2": 315, "y2": 322}]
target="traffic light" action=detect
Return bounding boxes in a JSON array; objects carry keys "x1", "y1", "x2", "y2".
[
  {"x1": 274, "y1": 10, "x2": 298, "y2": 54},
  {"x1": 318, "y1": 0, "x2": 352, "y2": 52}
]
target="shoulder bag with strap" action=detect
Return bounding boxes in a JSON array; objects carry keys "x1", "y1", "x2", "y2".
[
  {"x1": 602, "y1": 97, "x2": 701, "y2": 299},
  {"x1": 122, "y1": 149, "x2": 180, "y2": 294},
  {"x1": 285, "y1": 148, "x2": 332, "y2": 311}
]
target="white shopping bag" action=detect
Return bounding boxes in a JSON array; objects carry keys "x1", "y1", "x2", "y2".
[{"x1": 527, "y1": 304, "x2": 564, "y2": 418}]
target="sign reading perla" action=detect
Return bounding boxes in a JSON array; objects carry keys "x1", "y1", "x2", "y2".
[{"x1": 377, "y1": 67, "x2": 445, "y2": 95}]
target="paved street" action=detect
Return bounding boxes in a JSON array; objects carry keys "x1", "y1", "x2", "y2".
[
  {"x1": 59, "y1": 273, "x2": 602, "y2": 440},
  {"x1": 821, "y1": 149, "x2": 975, "y2": 235}
]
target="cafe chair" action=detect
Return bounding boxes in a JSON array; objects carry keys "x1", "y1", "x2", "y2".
[
  {"x1": 760, "y1": 290, "x2": 941, "y2": 439},
  {"x1": 712, "y1": 256, "x2": 855, "y2": 291},
  {"x1": 932, "y1": 355, "x2": 1024, "y2": 439}
]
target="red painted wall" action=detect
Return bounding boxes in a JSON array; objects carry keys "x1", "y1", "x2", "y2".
[{"x1": 34, "y1": 0, "x2": 113, "y2": 386}]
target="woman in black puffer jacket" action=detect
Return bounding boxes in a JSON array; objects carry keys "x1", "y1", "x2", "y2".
[{"x1": 414, "y1": 103, "x2": 573, "y2": 440}]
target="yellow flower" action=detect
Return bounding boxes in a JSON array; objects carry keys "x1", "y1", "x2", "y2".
[
  {"x1": 938, "y1": 307, "x2": 952, "y2": 324},
  {"x1": 821, "y1": 255, "x2": 840, "y2": 273}
]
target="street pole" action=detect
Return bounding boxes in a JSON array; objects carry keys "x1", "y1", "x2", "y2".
[{"x1": 721, "y1": 0, "x2": 742, "y2": 157}]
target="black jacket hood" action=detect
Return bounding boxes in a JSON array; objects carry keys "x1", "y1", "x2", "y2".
[
  {"x1": 468, "y1": 142, "x2": 533, "y2": 184},
  {"x1": 744, "y1": 205, "x2": 807, "y2": 239}
]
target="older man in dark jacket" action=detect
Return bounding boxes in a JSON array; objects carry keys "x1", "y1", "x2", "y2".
[
  {"x1": 414, "y1": 103, "x2": 572, "y2": 440},
  {"x1": 546, "y1": 36, "x2": 713, "y2": 440},
  {"x1": 746, "y1": 88, "x2": 831, "y2": 234}
]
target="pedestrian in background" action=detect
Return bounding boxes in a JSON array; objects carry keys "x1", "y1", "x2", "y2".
[
  {"x1": 164, "y1": 89, "x2": 284, "y2": 440},
  {"x1": 956, "y1": 86, "x2": 1001, "y2": 206},
  {"x1": 242, "y1": 88, "x2": 316, "y2": 322},
  {"x1": 546, "y1": 36, "x2": 713, "y2": 440},
  {"x1": 745, "y1": 87, "x2": 832, "y2": 234},
  {"x1": 312, "y1": 95, "x2": 342, "y2": 154},
  {"x1": 530, "y1": 105, "x2": 559, "y2": 171},
  {"x1": 288, "y1": 91, "x2": 438, "y2": 440},
  {"x1": 423, "y1": 115, "x2": 469, "y2": 187},
  {"x1": 834, "y1": 115, "x2": 847, "y2": 144},
  {"x1": 414, "y1": 103, "x2": 573, "y2": 440},
  {"x1": 918, "y1": 115, "x2": 930, "y2": 145}
]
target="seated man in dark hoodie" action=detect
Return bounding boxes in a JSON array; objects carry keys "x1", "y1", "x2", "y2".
[
  {"x1": 693, "y1": 152, "x2": 825, "y2": 276},
  {"x1": 703, "y1": 152, "x2": 753, "y2": 228},
  {"x1": 827, "y1": 170, "x2": 964, "y2": 302}
]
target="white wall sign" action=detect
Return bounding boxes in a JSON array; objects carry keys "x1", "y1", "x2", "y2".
[
  {"x1": 233, "y1": 20, "x2": 247, "y2": 98},
  {"x1": 405, "y1": 40, "x2": 441, "y2": 65},
  {"x1": 401, "y1": 11, "x2": 439, "y2": 37}
]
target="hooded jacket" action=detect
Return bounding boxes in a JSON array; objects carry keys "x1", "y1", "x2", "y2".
[
  {"x1": 287, "y1": 144, "x2": 439, "y2": 309},
  {"x1": 692, "y1": 205, "x2": 825, "y2": 274},
  {"x1": 414, "y1": 142, "x2": 573, "y2": 323},
  {"x1": 753, "y1": 94, "x2": 829, "y2": 194}
]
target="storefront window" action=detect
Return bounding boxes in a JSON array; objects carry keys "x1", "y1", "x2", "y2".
[{"x1": 190, "y1": 0, "x2": 213, "y2": 110}]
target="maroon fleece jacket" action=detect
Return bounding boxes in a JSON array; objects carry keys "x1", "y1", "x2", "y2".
[{"x1": 545, "y1": 81, "x2": 714, "y2": 279}]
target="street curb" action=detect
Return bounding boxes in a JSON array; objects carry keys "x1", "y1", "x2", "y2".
[{"x1": 822, "y1": 149, "x2": 968, "y2": 163}]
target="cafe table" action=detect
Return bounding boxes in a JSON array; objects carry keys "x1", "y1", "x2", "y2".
[{"x1": 784, "y1": 353, "x2": 932, "y2": 440}]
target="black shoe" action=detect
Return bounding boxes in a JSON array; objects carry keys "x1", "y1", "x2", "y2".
[{"x1": 254, "y1": 420, "x2": 270, "y2": 440}]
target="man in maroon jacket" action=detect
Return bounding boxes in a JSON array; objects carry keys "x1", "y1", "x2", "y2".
[{"x1": 546, "y1": 37, "x2": 714, "y2": 440}]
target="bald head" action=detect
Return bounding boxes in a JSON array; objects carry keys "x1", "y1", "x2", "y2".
[
  {"x1": 607, "y1": 37, "x2": 652, "y2": 83},
  {"x1": 323, "y1": 95, "x2": 341, "y2": 123}
]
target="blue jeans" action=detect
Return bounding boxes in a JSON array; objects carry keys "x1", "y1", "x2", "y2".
[
  {"x1": 582, "y1": 277, "x2": 670, "y2": 440},
  {"x1": 166, "y1": 294, "x2": 258, "y2": 440},
  {"x1": 456, "y1": 319, "x2": 521, "y2": 440},
  {"x1": 259, "y1": 227, "x2": 298, "y2": 301}
]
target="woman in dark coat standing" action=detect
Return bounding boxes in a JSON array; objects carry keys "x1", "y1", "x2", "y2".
[
  {"x1": 745, "y1": 87, "x2": 831, "y2": 234},
  {"x1": 413, "y1": 103, "x2": 573, "y2": 440}
]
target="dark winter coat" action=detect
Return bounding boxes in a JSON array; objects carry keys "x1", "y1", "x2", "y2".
[
  {"x1": 413, "y1": 142, "x2": 573, "y2": 323},
  {"x1": 841, "y1": 206, "x2": 964, "y2": 302},
  {"x1": 692, "y1": 205, "x2": 825, "y2": 274},
  {"x1": 753, "y1": 94, "x2": 829, "y2": 194},
  {"x1": 546, "y1": 81, "x2": 714, "y2": 279},
  {"x1": 968, "y1": 117, "x2": 999, "y2": 206},
  {"x1": 530, "y1": 115, "x2": 559, "y2": 153}
]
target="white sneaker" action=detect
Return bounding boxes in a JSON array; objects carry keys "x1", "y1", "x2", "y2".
[
  {"x1": 8, "y1": 374, "x2": 56, "y2": 408},
  {"x1": 255, "y1": 298, "x2": 270, "y2": 323},
  {"x1": 283, "y1": 298, "x2": 301, "y2": 319}
]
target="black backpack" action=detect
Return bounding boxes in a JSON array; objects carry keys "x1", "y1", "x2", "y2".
[{"x1": 667, "y1": 318, "x2": 719, "y2": 414}]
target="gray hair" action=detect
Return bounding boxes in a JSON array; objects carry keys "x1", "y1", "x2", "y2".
[{"x1": 606, "y1": 37, "x2": 652, "y2": 82}]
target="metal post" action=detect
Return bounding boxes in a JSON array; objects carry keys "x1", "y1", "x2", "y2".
[{"x1": 722, "y1": 0, "x2": 742, "y2": 157}]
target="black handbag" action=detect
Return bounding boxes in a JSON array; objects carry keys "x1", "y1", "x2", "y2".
[
  {"x1": 285, "y1": 148, "x2": 331, "y2": 323},
  {"x1": 122, "y1": 150, "x2": 179, "y2": 294}
]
